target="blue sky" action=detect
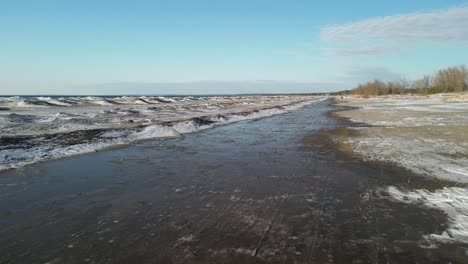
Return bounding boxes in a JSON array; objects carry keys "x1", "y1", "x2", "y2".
[{"x1": 1, "y1": 0, "x2": 468, "y2": 94}]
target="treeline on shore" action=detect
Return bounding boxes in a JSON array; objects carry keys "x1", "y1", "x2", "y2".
[{"x1": 340, "y1": 65, "x2": 468, "y2": 96}]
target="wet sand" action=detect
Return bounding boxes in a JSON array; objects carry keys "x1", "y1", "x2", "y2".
[{"x1": 0, "y1": 99, "x2": 467, "y2": 263}]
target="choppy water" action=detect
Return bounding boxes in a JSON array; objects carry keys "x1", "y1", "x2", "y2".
[{"x1": 0, "y1": 95, "x2": 323, "y2": 170}]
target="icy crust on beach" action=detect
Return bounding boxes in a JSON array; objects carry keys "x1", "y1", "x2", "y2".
[
  {"x1": 340, "y1": 96, "x2": 468, "y2": 183},
  {"x1": 338, "y1": 95, "x2": 468, "y2": 245},
  {"x1": 350, "y1": 131, "x2": 468, "y2": 183},
  {"x1": 0, "y1": 95, "x2": 324, "y2": 170},
  {"x1": 386, "y1": 186, "x2": 468, "y2": 245},
  {"x1": 345, "y1": 97, "x2": 468, "y2": 128}
]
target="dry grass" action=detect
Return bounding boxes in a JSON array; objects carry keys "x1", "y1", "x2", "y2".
[{"x1": 439, "y1": 92, "x2": 468, "y2": 102}]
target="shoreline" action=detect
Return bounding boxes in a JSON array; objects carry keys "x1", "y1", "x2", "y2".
[
  {"x1": 329, "y1": 96, "x2": 468, "y2": 246},
  {"x1": 0, "y1": 99, "x2": 467, "y2": 263},
  {"x1": 0, "y1": 96, "x2": 325, "y2": 171},
  {"x1": 326, "y1": 99, "x2": 466, "y2": 190}
]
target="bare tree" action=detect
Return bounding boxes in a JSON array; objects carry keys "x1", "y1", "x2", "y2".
[
  {"x1": 412, "y1": 75, "x2": 432, "y2": 95},
  {"x1": 433, "y1": 65, "x2": 467, "y2": 93},
  {"x1": 351, "y1": 64, "x2": 468, "y2": 95}
]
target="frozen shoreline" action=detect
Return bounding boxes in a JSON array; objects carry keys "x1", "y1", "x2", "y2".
[
  {"x1": 386, "y1": 186, "x2": 468, "y2": 245},
  {"x1": 335, "y1": 95, "x2": 468, "y2": 183},
  {"x1": 335, "y1": 95, "x2": 468, "y2": 245},
  {"x1": 1, "y1": 97, "x2": 466, "y2": 263}
]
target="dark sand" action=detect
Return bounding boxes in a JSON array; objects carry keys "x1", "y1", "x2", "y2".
[{"x1": 0, "y1": 99, "x2": 467, "y2": 263}]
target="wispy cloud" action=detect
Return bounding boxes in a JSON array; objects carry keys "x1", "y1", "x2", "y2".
[
  {"x1": 283, "y1": 6, "x2": 467, "y2": 85},
  {"x1": 321, "y1": 6, "x2": 468, "y2": 43},
  {"x1": 312, "y1": 5, "x2": 468, "y2": 83},
  {"x1": 323, "y1": 45, "x2": 403, "y2": 57}
]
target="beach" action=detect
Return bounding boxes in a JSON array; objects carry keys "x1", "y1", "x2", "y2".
[
  {"x1": 333, "y1": 95, "x2": 468, "y2": 248},
  {"x1": 1, "y1": 97, "x2": 467, "y2": 263},
  {"x1": 2, "y1": 1, "x2": 468, "y2": 263}
]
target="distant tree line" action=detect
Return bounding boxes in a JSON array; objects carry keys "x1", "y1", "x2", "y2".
[{"x1": 343, "y1": 65, "x2": 468, "y2": 96}]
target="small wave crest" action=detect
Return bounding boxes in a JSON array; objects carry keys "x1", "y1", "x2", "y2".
[{"x1": 0, "y1": 96, "x2": 325, "y2": 170}]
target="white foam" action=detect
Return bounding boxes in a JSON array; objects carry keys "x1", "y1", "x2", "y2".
[
  {"x1": 172, "y1": 121, "x2": 205, "y2": 134},
  {"x1": 0, "y1": 141, "x2": 115, "y2": 171},
  {"x1": 130, "y1": 125, "x2": 181, "y2": 140},
  {"x1": 37, "y1": 97, "x2": 72, "y2": 106}
]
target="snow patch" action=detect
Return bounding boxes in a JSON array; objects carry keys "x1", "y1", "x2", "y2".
[{"x1": 386, "y1": 186, "x2": 468, "y2": 245}]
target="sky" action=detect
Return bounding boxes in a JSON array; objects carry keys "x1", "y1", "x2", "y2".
[{"x1": 1, "y1": 0, "x2": 468, "y2": 95}]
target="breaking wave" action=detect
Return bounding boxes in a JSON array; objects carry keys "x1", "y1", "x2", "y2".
[{"x1": 0, "y1": 95, "x2": 325, "y2": 170}]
